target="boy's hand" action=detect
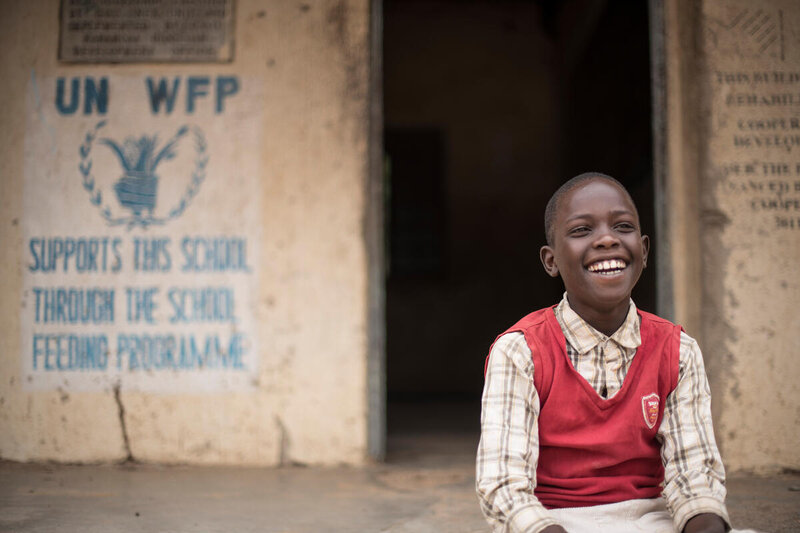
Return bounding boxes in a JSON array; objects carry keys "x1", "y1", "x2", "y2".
[
  {"x1": 683, "y1": 513, "x2": 726, "y2": 533},
  {"x1": 541, "y1": 526, "x2": 568, "y2": 533}
]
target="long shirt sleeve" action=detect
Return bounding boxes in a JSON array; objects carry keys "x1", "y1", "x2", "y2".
[
  {"x1": 658, "y1": 332, "x2": 730, "y2": 532},
  {"x1": 476, "y1": 332, "x2": 558, "y2": 533}
]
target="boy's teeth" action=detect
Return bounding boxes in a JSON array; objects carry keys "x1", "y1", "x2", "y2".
[{"x1": 588, "y1": 259, "x2": 627, "y2": 272}]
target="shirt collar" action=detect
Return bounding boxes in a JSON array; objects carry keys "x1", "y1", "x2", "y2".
[{"x1": 555, "y1": 293, "x2": 641, "y2": 354}]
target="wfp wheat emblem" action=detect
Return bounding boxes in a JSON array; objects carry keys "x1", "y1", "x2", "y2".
[{"x1": 79, "y1": 121, "x2": 208, "y2": 228}]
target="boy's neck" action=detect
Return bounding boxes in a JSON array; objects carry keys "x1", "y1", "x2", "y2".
[{"x1": 566, "y1": 294, "x2": 631, "y2": 337}]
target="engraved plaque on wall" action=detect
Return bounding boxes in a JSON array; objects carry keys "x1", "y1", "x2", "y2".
[
  {"x1": 701, "y1": 0, "x2": 800, "y2": 469},
  {"x1": 59, "y1": 0, "x2": 234, "y2": 63}
]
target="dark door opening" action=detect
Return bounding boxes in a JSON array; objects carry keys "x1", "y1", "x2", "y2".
[{"x1": 383, "y1": 0, "x2": 655, "y2": 460}]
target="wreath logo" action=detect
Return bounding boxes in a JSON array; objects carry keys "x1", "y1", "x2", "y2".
[{"x1": 79, "y1": 121, "x2": 208, "y2": 229}]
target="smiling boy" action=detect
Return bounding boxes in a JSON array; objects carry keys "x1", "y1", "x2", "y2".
[{"x1": 476, "y1": 173, "x2": 739, "y2": 533}]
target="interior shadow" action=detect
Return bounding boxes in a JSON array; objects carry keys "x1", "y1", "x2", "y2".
[{"x1": 383, "y1": 0, "x2": 654, "y2": 460}]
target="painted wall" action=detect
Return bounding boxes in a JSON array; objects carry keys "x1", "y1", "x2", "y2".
[
  {"x1": 663, "y1": 0, "x2": 800, "y2": 472},
  {"x1": 0, "y1": 0, "x2": 375, "y2": 465}
]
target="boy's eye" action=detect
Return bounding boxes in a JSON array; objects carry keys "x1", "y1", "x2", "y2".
[
  {"x1": 615, "y1": 222, "x2": 636, "y2": 232},
  {"x1": 568, "y1": 226, "x2": 591, "y2": 236}
]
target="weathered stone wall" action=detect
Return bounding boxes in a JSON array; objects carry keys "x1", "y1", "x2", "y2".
[
  {"x1": 0, "y1": 0, "x2": 375, "y2": 465},
  {"x1": 664, "y1": 0, "x2": 800, "y2": 472}
]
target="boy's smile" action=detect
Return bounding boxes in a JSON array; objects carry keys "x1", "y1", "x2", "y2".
[{"x1": 540, "y1": 178, "x2": 649, "y2": 335}]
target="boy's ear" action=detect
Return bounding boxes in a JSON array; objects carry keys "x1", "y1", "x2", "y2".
[
  {"x1": 540, "y1": 245, "x2": 560, "y2": 277},
  {"x1": 641, "y1": 234, "x2": 650, "y2": 268}
]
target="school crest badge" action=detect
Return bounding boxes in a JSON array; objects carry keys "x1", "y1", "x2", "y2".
[{"x1": 641, "y1": 393, "x2": 660, "y2": 429}]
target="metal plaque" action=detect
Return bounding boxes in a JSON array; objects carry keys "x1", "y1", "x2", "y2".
[{"x1": 59, "y1": 0, "x2": 234, "y2": 63}]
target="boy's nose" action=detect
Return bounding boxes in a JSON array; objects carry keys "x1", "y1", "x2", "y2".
[{"x1": 593, "y1": 229, "x2": 620, "y2": 248}]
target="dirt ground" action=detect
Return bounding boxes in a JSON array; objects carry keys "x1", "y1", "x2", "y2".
[{"x1": 1, "y1": 430, "x2": 798, "y2": 533}]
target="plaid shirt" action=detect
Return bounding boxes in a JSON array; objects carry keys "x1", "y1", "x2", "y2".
[{"x1": 476, "y1": 294, "x2": 730, "y2": 532}]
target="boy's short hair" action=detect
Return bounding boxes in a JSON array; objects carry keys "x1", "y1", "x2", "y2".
[{"x1": 543, "y1": 172, "x2": 637, "y2": 245}]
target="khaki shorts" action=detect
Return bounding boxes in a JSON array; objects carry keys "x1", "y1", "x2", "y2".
[{"x1": 548, "y1": 497, "x2": 760, "y2": 533}]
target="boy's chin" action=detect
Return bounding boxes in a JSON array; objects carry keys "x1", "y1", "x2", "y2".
[
  {"x1": 577, "y1": 286, "x2": 635, "y2": 311},
  {"x1": 567, "y1": 286, "x2": 632, "y2": 309}
]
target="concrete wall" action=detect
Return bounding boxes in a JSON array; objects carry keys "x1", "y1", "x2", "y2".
[
  {"x1": 0, "y1": 0, "x2": 377, "y2": 465},
  {"x1": 3, "y1": 0, "x2": 797, "y2": 474},
  {"x1": 662, "y1": 0, "x2": 800, "y2": 472}
]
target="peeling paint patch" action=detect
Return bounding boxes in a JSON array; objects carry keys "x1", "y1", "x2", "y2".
[{"x1": 701, "y1": 208, "x2": 731, "y2": 228}]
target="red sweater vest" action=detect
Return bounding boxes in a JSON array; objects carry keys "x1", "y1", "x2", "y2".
[{"x1": 488, "y1": 307, "x2": 680, "y2": 509}]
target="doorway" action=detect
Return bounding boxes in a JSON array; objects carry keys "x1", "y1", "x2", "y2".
[{"x1": 382, "y1": 0, "x2": 655, "y2": 460}]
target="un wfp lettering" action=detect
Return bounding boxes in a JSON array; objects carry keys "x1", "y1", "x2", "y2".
[{"x1": 55, "y1": 75, "x2": 240, "y2": 115}]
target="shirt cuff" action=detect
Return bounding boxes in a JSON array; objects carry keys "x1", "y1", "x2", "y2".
[
  {"x1": 672, "y1": 496, "x2": 732, "y2": 532},
  {"x1": 506, "y1": 503, "x2": 560, "y2": 533}
]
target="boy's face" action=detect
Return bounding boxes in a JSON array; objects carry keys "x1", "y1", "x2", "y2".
[{"x1": 540, "y1": 178, "x2": 649, "y2": 317}]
